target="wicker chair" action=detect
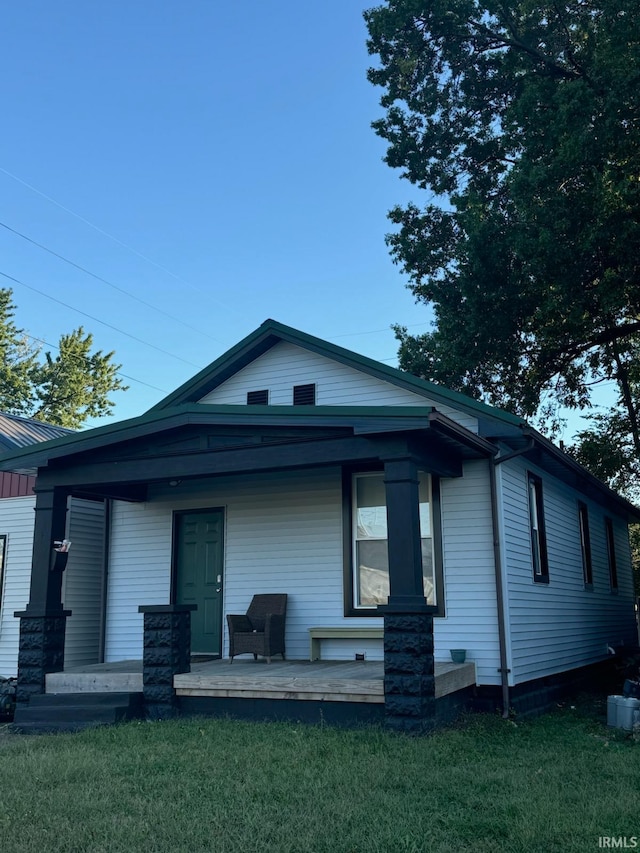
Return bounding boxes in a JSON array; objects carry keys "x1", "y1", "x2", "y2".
[{"x1": 226, "y1": 594, "x2": 288, "y2": 663}]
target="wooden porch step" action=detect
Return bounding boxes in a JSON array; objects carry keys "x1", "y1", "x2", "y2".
[{"x1": 11, "y1": 691, "x2": 143, "y2": 734}]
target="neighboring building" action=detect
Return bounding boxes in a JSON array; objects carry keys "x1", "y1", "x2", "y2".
[
  {"x1": 0, "y1": 321, "x2": 637, "y2": 731},
  {"x1": 0, "y1": 413, "x2": 105, "y2": 678}
]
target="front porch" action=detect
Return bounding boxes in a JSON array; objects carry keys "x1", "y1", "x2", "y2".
[
  {"x1": 7, "y1": 401, "x2": 496, "y2": 733},
  {"x1": 45, "y1": 658, "x2": 477, "y2": 704}
]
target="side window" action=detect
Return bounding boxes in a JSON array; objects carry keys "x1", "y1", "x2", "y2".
[
  {"x1": 605, "y1": 518, "x2": 618, "y2": 592},
  {"x1": 578, "y1": 502, "x2": 593, "y2": 588},
  {"x1": 527, "y1": 473, "x2": 549, "y2": 583}
]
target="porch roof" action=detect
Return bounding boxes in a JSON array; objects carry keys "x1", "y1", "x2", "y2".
[{"x1": 0, "y1": 404, "x2": 496, "y2": 492}]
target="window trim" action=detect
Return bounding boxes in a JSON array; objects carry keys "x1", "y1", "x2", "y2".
[
  {"x1": 341, "y1": 467, "x2": 444, "y2": 617},
  {"x1": 577, "y1": 501, "x2": 593, "y2": 589},
  {"x1": 605, "y1": 517, "x2": 618, "y2": 592},
  {"x1": 527, "y1": 472, "x2": 549, "y2": 584}
]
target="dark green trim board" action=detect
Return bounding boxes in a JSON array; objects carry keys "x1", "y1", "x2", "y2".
[
  {"x1": 605, "y1": 517, "x2": 619, "y2": 592},
  {"x1": 0, "y1": 534, "x2": 6, "y2": 614},
  {"x1": 430, "y1": 477, "x2": 445, "y2": 617},
  {"x1": 33, "y1": 433, "x2": 467, "y2": 492},
  {"x1": 527, "y1": 472, "x2": 549, "y2": 584},
  {"x1": 577, "y1": 501, "x2": 593, "y2": 589},
  {"x1": 341, "y1": 466, "x2": 354, "y2": 618}
]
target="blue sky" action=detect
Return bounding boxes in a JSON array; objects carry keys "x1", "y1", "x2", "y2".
[
  {"x1": 1, "y1": 1, "x2": 431, "y2": 427},
  {"x1": 0, "y1": 2, "x2": 606, "y2": 439}
]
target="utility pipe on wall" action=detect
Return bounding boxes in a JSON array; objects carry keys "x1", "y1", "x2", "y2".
[{"x1": 489, "y1": 438, "x2": 535, "y2": 718}]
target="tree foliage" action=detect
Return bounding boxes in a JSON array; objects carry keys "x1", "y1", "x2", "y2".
[
  {"x1": 0, "y1": 289, "x2": 127, "y2": 429},
  {"x1": 365, "y1": 1, "x2": 640, "y2": 476}
]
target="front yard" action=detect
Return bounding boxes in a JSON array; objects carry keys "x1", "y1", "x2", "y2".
[{"x1": 0, "y1": 695, "x2": 637, "y2": 853}]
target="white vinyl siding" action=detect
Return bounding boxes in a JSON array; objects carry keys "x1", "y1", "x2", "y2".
[
  {"x1": 0, "y1": 496, "x2": 36, "y2": 678},
  {"x1": 105, "y1": 501, "x2": 173, "y2": 662},
  {"x1": 436, "y1": 461, "x2": 501, "y2": 685},
  {"x1": 105, "y1": 469, "x2": 345, "y2": 663},
  {"x1": 0, "y1": 496, "x2": 107, "y2": 677},
  {"x1": 499, "y1": 457, "x2": 637, "y2": 685},
  {"x1": 104, "y1": 462, "x2": 501, "y2": 684},
  {"x1": 199, "y1": 342, "x2": 479, "y2": 433},
  {"x1": 62, "y1": 499, "x2": 106, "y2": 668}
]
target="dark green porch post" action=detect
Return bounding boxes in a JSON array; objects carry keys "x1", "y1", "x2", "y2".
[
  {"x1": 379, "y1": 458, "x2": 436, "y2": 734},
  {"x1": 14, "y1": 486, "x2": 71, "y2": 702}
]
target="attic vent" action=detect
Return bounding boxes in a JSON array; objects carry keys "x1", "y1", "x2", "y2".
[
  {"x1": 247, "y1": 389, "x2": 269, "y2": 405},
  {"x1": 293, "y1": 383, "x2": 316, "y2": 406}
]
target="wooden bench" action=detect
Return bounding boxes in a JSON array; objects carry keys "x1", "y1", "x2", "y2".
[{"x1": 308, "y1": 626, "x2": 384, "y2": 661}]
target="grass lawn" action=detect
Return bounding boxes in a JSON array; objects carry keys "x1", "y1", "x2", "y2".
[{"x1": 0, "y1": 694, "x2": 637, "y2": 853}]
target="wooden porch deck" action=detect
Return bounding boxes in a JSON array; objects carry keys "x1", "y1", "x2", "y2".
[{"x1": 46, "y1": 658, "x2": 477, "y2": 704}]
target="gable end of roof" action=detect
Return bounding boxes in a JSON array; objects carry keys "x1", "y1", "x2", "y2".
[{"x1": 147, "y1": 319, "x2": 524, "y2": 432}]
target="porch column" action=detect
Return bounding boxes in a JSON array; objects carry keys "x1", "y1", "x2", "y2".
[
  {"x1": 379, "y1": 458, "x2": 436, "y2": 734},
  {"x1": 14, "y1": 486, "x2": 71, "y2": 702},
  {"x1": 138, "y1": 604, "x2": 196, "y2": 720}
]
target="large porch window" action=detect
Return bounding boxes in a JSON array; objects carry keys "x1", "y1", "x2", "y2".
[{"x1": 348, "y1": 471, "x2": 440, "y2": 612}]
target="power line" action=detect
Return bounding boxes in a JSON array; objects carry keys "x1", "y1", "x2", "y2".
[
  {"x1": 25, "y1": 332, "x2": 167, "y2": 393},
  {"x1": 0, "y1": 165, "x2": 241, "y2": 315},
  {"x1": 0, "y1": 220, "x2": 224, "y2": 344},
  {"x1": 0, "y1": 269, "x2": 204, "y2": 368},
  {"x1": 0, "y1": 169, "x2": 434, "y2": 356}
]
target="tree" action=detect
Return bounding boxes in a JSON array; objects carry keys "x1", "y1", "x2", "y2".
[
  {"x1": 0, "y1": 288, "x2": 127, "y2": 429},
  {"x1": 0, "y1": 289, "x2": 40, "y2": 418},
  {"x1": 364, "y1": 1, "x2": 640, "y2": 461}
]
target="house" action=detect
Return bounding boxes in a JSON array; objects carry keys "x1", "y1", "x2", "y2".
[
  {"x1": 0, "y1": 413, "x2": 106, "y2": 680},
  {"x1": 0, "y1": 320, "x2": 638, "y2": 732}
]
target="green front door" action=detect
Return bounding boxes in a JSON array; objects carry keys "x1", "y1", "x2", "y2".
[{"x1": 174, "y1": 509, "x2": 224, "y2": 656}]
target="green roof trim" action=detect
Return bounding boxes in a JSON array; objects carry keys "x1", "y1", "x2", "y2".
[
  {"x1": 147, "y1": 318, "x2": 525, "y2": 430},
  {"x1": 0, "y1": 403, "x2": 440, "y2": 471}
]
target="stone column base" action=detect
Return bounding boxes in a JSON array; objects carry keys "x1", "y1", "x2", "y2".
[
  {"x1": 14, "y1": 609, "x2": 71, "y2": 703},
  {"x1": 383, "y1": 612, "x2": 435, "y2": 734},
  {"x1": 139, "y1": 605, "x2": 196, "y2": 720}
]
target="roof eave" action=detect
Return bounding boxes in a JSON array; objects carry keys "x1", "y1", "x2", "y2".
[
  {"x1": 0, "y1": 404, "x2": 441, "y2": 472},
  {"x1": 517, "y1": 427, "x2": 640, "y2": 523}
]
